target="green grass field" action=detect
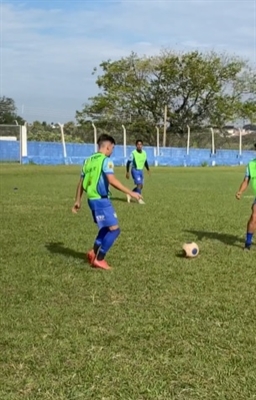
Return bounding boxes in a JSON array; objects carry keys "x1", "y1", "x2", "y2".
[{"x1": 1, "y1": 164, "x2": 256, "y2": 400}]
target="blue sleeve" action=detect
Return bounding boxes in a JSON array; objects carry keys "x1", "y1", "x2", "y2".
[{"x1": 102, "y1": 157, "x2": 114, "y2": 175}]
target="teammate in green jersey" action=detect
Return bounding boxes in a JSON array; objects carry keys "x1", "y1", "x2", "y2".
[
  {"x1": 72, "y1": 134, "x2": 142, "y2": 270},
  {"x1": 235, "y1": 143, "x2": 256, "y2": 250},
  {"x1": 126, "y1": 139, "x2": 150, "y2": 204}
]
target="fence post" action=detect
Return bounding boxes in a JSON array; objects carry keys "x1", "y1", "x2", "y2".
[
  {"x1": 122, "y1": 124, "x2": 126, "y2": 165},
  {"x1": 58, "y1": 123, "x2": 67, "y2": 163},
  {"x1": 186, "y1": 125, "x2": 190, "y2": 155},
  {"x1": 163, "y1": 105, "x2": 167, "y2": 147},
  {"x1": 155, "y1": 126, "x2": 160, "y2": 167},
  {"x1": 210, "y1": 127, "x2": 216, "y2": 166},
  {"x1": 21, "y1": 124, "x2": 28, "y2": 164},
  {"x1": 156, "y1": 126, "x2": 160, "y2": 156},
  {"x1": 92, "y1": 123, "x2": 97, "y2": 153},
  {"x1": 238, "y1": 128, "x2": 243, "y2": 165}
]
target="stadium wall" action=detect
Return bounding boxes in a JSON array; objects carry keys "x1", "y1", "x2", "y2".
[{"x1": 0, "y1": 140, "x2": 255, "y2": 166}]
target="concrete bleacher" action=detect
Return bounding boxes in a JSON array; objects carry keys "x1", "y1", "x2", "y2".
[{"x1": 0, "y1": 140, "x2": 255, "y2": 166}]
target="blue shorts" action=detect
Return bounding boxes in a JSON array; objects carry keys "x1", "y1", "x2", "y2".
[
  {"x1": 131, "y1": 168, "x2": 144, "y2": 185},
  {"x1": 88, "y1": 198, "x2": 118, "y2": 229}
]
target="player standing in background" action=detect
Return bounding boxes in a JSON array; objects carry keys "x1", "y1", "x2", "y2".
[
  {"x1": 235, "y1": 144, "x2": 256, "y2": 250},
  {"x1": 126, "y1": 139, "x2": 150, "y2": 204},
  {"x1": 72, "y1": 134, "x2": 142, "y2": 270}
]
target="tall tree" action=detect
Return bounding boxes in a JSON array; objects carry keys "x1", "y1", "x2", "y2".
[
  {"x1": 0, "y1": 96, "x2": 24, "y2": 124},
  {"x1": 76, "y1": 50, "x2": 256, "y2": 135}
]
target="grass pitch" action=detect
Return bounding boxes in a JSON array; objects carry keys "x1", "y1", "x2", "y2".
[{"x1": 0, "y1": 165, "x2": 255, "y2": 400}]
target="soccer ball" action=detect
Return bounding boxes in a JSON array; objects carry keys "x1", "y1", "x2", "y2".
[{"x1": 183, "y1": 242, "x2": 199, "y2": 258}]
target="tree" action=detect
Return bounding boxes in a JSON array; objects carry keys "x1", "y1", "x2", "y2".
[
  {"x1": 0, "y1": 96, "x2": 25, "y2": 125},
  {"x1": 76, "y1": 50, "x2": 256, "y2": 138}
]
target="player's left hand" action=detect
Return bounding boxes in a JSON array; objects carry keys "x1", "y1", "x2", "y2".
[
  {"x1": 130, "y1": 192, "x2": 142, "y2": 201},
  {"x1": 147, "y1": 170, "x2": 151, "y2": 176},
  {"x1": 72, "y1": 201, "x2": 81, "y2": 213}
]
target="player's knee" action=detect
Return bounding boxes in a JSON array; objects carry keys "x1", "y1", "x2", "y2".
[
  {"x1": 109, "y1": 226, "x2": 121, "y2": 239},
  {"x1": 109, "y1": 225, "x2": 120, "y2": 232},
  {"x1": 251, "y1": 212, "x2": 256, "y2": 223}
]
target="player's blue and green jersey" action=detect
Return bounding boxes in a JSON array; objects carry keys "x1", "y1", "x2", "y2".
[
  {"x1": 128, "y1": 150, "x2": 148, "y2": 171},
  {"x1": 245, "y1": 158, "x2": 256, "y2": 197},
  {"x1": 81, "y1": 152, "x2": 114, "y2": 199}
]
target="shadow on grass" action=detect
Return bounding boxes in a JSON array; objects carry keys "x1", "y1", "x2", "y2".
[
  {"x1": 175, "y1": 251, "x2": 186, "y2": 259},
  {"x1": 183, "y1": 230, "x2": 245, "y2": 248},
  {"x1": 45, "y1": 242, "x2": 86, "y2": 261},
  {"x1": 110, "y1": 196, "x2": 128, "y2": 203}
]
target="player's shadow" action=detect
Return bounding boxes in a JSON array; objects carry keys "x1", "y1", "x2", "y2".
[
  {"x1": 111, "y1": 197, "x2": 127, "y2": 203},
  {"x1": 183, "y1": 230, "x2": 244, "y2": 248},
  {"x1": 45, "y1": 242, "x2": 86, "y2": 261}
]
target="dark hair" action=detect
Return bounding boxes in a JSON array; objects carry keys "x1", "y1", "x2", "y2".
[
  {"x1": 136, "y1": 139, "x2": 143, "y2": 145},
  {"x1": 97, "y1": 134, "x2": 116, "y2": 147}
]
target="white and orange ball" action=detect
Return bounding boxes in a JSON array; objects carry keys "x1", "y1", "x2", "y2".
[{"x1": 183, "y1": 242, "x2": 199, "y2": 258}]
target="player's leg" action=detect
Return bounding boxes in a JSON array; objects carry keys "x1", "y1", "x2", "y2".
[
  {"x1": 87, "y1": 224, "x2": 109, "y2": 263},
  {"x1": 127, "y1": 169, "x2": 145, "y2": 204},
  {"x1": 94, "y1": 225, "x2": 120, "y2": 268},
  {"x1": 127, "y1": 168, "x2": 137, "y2": 202},
  {"x1": 244, "y1": 200, "x2": 256, "y2": 250},
  {"x1": 136, "y1": 171, "x2": 145, "y2": 204},
  {"x1": 92, "y1": 204, "x2": 120, "y2": 269},
  {"x1": 86, "y1": 209, "x2": 108, "y2": 264},
  {"x1": 134, "y1": 170, "x2": 143, "y2": 194},
  {"x1": 86, "y1": 200, "x2": 110, "y2": 264}
]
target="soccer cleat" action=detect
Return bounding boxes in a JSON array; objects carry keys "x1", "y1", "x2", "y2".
[
  {"x1": 127, "y1": 194, "x2": 131, "y2": 203},
  {"x1": 92, "y1": 259, "x2": 112, "y2": 270},
  {"x1": 244, "y1": 244, "x2": 251, "y2": 251},
  {"x1": 138, "y1": 198, "x2": 145, "y2": 205},
  {"x1": 86, "y1": 249, "x2": 96, "y2": 265}
]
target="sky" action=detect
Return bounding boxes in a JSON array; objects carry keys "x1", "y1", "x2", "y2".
[{"x1": 1, "y1": 0, "x2": 256, "y2": 123}]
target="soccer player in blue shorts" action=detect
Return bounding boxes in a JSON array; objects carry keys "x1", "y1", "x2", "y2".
[
  {"x1": 125, "y1": 139, "x2": 150, "y2": 204},
  {"x1": 72, "y1": 134, "x2": 142, "y2": 270},
  {"x1": 235, "y1": 144, "x2": 256, "y2": 250}
]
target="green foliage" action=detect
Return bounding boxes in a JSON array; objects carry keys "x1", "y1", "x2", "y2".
[
  {"x1": 0, "y1": 96, "x2": 25, "y2": 125},
  {"x1": 1, "y1": 165, "x2": 256, "y2": 399},
  {"x1": 27, "y1": 121, "x2": 90, "y2": 143},
  {"x1": 76, "y1": 50, "x2": 256, "y2": 133}
]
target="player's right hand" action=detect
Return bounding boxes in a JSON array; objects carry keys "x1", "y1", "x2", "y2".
[
  {"x1": 235, "y1": 192, "x2": 241, "y2": 200},
  {"x1": 126, "y1": 172, "x2": 130, "y2": 180},
  {"x1": 72, "y1": 201, "x2": 81, "y2": 213}
]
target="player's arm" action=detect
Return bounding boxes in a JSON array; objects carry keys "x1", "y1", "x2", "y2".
[
  {"x1": 236, "y1": 167, "x2": 250, "y2": 199},
  {"x1": 104, "y1": 158, "x2": 141, "y2": 200},
  {"x1": 107, "y1": 174, "x2": 141, "y2": 199},
  {"x1": 72, "y1": 172, "x2": 84, "y2": 213},
  {"x1": 144, "y1": 159, "x2": 150, "y2": 174},
  {"x1": 126, "y1": 153, "x2": 133, "y2": 179}
]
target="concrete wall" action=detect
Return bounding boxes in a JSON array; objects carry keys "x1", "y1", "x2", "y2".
[
  {"x1": 0, "y1": 140, "x2": 255, "y2": 166},
  {"x1": 0, "y1": 140, "x2": 20, "y2": 162}
]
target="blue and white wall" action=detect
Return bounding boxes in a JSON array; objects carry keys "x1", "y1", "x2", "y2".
[{"x1": 0, "y1": 140, "x2": 255, "y2": 167}]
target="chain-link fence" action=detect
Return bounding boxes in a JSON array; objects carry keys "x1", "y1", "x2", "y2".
[
  {"x1": 166, "y1": 130, "x2": 256, "y2": 151},
  {"x1": 0, "y1": 124, "x2": 20, "y2": 139},
  {"x1": 23, "y1": 122, "x2": 256, "y2": 151}
]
